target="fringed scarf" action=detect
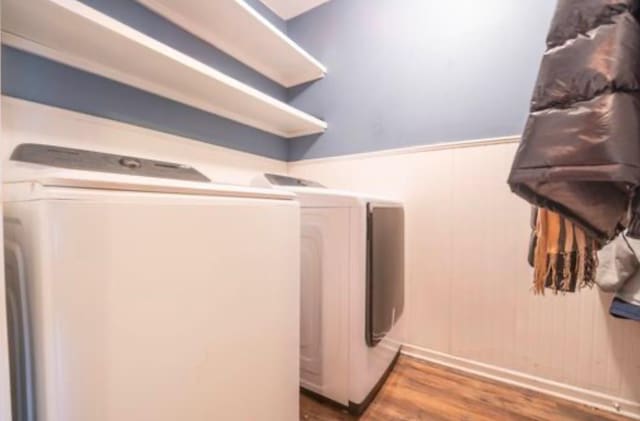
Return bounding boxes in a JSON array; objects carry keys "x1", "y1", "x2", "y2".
[{"x1": 533, "y1": 208, "x2": 599, "y2": 294}]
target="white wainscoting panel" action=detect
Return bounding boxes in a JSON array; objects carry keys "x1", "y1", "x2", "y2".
[
  {"x1": 288, "y1": 139, "x2": 640, "y2": 418},
  {"x1": 1, "y1": 96, "x2": 287, "y2": 184}
]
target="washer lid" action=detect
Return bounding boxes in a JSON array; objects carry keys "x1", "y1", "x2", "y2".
[{"x1": 5, "y1": 144, "x2": 294, "y2": 201}]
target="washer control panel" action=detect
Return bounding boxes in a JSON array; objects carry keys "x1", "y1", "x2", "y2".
[{"x1": 10, "y1": 143, "x2": 210, "y2": 182}]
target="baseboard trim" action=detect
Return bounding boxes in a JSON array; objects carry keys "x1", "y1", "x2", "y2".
[
  {"x1": 401, "y1": 344, "x2": 640, "y2": 420},
  {"x1": 289, "y1": 135, "x2": 520, "y2": 165}
]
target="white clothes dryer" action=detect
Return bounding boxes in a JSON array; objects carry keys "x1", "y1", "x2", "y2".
[{"x1": 255, "y1": 173, "x2": 404, "y2": 415}]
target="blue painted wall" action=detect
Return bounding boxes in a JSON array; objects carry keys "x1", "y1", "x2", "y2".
[
  {"x1": 1, "y1": 0, "x2": 560, "y2": 162},
  {"x1": 287, "y1": 0, "x2": 557, "y2": 160},
  {"x1": 1, "y1": 0, "x2": 290, "y2": 160}
]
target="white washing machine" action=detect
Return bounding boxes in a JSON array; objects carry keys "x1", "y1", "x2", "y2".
[
  {"x1": 254, "y1": 173, "x2": 404, "y2": 414},
  {"x1": 4, "y1": 144, "x2": 301, "y2": 421}
]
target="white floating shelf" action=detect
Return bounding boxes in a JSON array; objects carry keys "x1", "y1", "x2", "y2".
[
  {"x1": 137, "y1": 0, "x2": 327, "y2": 88},
  {"x1": 2, "y1": 0, "x2": 327, "y2": 138},
  {"x1": 259, "y1": 0, "x2": 331, "y2": 20}
]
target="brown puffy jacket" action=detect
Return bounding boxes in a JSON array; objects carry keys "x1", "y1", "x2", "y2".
[{"x1": 508, "y1": 0, "x2": 640, "y2": 244}]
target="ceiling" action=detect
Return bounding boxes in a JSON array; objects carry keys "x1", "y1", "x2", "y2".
[{"x1": 258, "y1": 0, "x2": 330, "y2": 20}]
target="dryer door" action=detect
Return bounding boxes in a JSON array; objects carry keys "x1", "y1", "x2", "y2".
[{"x1": 366, "y1": 203, "x2": 404, "y2": 347}]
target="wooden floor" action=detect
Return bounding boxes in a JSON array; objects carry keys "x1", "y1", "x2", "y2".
[{"x1": 300, "y1": 356, "x2": 632, "y2": 421}]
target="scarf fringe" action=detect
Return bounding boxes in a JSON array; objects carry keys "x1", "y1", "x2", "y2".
[{"x1": 532, "y1": 208, "x2": 598, "y2": 295}]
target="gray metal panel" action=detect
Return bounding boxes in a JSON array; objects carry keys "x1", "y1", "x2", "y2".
[
  {"x1": 366, "y1": 203, "x2": 405, "y2": 347},
  {"x1": 11, "y1": 144, "x2": 210, "y2": 182}
]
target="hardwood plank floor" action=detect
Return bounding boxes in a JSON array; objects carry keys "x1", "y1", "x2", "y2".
[{"x1": 300, "y1": 356, "x2": 633, "y2": 421}]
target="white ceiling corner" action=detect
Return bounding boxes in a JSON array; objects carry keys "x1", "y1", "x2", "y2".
[{"x1": 258, "y1": 0, "x2": 330, "y2": 20}]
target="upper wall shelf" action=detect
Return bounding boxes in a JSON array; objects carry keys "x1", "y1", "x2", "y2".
[
  {"x1": 2, "y1": 0, "x2": 327, "y2": 138},
  {"x1": 137, "y1": 0, "x2": 327, "y2": 88}
]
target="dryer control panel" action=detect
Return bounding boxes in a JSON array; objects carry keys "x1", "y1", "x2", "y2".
[{"x1": 263, "y1": 173, "x2": 325, "y2": 188}]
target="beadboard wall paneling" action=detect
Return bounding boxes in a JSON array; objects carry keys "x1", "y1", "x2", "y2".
[
  {"x1": 1, "y1": 97, "x2": 286, "y2": 184},
  {"x1": 288, "y1": 140, "x2": 640, "y2": 418}
]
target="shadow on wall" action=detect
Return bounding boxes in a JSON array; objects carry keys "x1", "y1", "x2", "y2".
[
  {"x1": 287, "y1": 80, "x2": 326, "y2": 161},
  {"x1": 287, "y1": 79, "x2": 317, "y2": 102},
  {"x1": 597, "y1": 290, "x2": 640, "y2": 403},
  {"x1": 287, "y1": 133, "x2": 324, "y2": 161}
]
